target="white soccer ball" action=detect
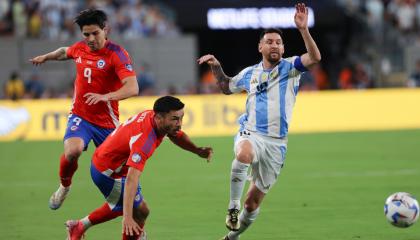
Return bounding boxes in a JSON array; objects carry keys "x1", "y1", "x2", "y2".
[{"x1": 384, "y1": 192, "x2": 419, "y2": 228}]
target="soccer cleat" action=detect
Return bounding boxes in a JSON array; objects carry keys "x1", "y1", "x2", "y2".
[
  {"x1": 225, "y1": 208, "x2": 240, "y2": 231},
  {"x1": 65, "y1": 220, "x2": 85, "y2": 240},
  {"x1": 219, "y1": 236, "x2": 230, "y2": 240},
  {"x1": 49, "y1": 184, "x2": 70, "y2": 210}
]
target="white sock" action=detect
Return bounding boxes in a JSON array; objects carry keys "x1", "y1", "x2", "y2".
[
  {"x1": 228, "y1": 207, "x2": 260, "y2": 239},
  {"x1": 81, "y1": 216, "x2": 92, "y2": 230},
  {"x1": 228, "y1": 159, "x2": 250, "y2": 210}
]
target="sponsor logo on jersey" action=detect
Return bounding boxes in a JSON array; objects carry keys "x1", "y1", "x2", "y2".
[
  {"x1": 70, "y1": 126, "x2": 78, "y2": 131},
  {"x1": 125, "y1": 64, "x2": 133, "y2": 72},
  {"x1": 97, "y1": 59, "x2": 106, "y2": 69},
  {"x1": 132, "y1": 153, "x2": 141, "y2": 163}
]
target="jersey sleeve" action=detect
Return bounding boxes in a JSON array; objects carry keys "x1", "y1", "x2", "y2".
[
  {"x1": 292, "y1": 56, "x2": 308, "y2": 73},
  {"x1": 111, "y1": 48, "x2": 137, "y2": 81},
  {"x1": 229, "y1": 66, "x2": 253, "y2": 93},
  {"x1": 126, "y1": 150, "x2": 148, "y2": 172},
  {"x1": 126, "y1": 127, "x2": 155, "y2": 172},
  {"x1": 66, "y1": 42, "x2": 80, "y2": 59}
]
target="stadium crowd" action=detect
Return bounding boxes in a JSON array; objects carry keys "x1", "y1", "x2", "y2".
[
  {"x1": 0, "y1": 0, "x2": 179, "y2": 39},
  {"x1": 1, "y1": 0, "x2": 420, "y2": 100}
]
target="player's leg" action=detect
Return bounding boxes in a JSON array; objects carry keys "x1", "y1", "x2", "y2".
[
  {"x1": 65, "y1": 203, "x2": 122, "y2": 240},
  {"x1": 49, "y1": 115, "x2": 91, "y2": 210},
  {"x1": 49, "y1": 137, "x2": 84, "y2": 210},
  {"x1": 61, "y1": 137, "x2": 85, "y2": 185},
  {"x1": 226, "y1": 132, "x2": 255, "y2": 231},
  {"x1": 226, "y1": 182, "x2": 264, "y2": 240},
  {"x1": 224, "y1": 137, "x2": 287, "y2": 240},
  {"x1": 122, "y1": 200, "x2": 149, "y2": 240}
]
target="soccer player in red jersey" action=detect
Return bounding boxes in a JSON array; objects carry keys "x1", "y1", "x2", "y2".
[
  {"x1": 29, "y1": 9, "x2": 139, "y2": 210},
  {"x1": 64, "y1": 96, "x2": 213, "y2": 240}
]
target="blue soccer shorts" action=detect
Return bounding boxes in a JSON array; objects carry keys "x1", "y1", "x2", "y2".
[
  {"x1": 63, "y1": 114, "x2": 115, "y2": 150},
  {"x1": 90, "y1": 164, "x2": 143, "y2": 212}
]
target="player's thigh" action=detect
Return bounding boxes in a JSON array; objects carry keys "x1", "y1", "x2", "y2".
[
  {"x1": 63, "y1": 114, "x2": 92, "y2": 152},
  {"x1": 234, "y1": 132, "x2": 256, "y2": 164},
  {"x1": 250, "y1": 136, "x2": 286, "y2": 193},
  {"x1": 91, "y1": 126, "x2": 114, "y2": 147},
  {"x1": 90, "y1": 164, "x2": 143, "y2": 212}
]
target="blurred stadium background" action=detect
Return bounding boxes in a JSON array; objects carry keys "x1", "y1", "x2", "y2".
[{"x1": 1, "y1": 0, "x2": 420, "y2": 239}]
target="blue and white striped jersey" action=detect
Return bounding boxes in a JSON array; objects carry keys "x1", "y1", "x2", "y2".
[{"x1": 229, "y1": 56, "x2": 307, "y2": 138}]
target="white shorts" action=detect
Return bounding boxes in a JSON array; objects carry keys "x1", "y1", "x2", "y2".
[{"x1": 234, "y1": 130, "x2": 288, "y2": 194}]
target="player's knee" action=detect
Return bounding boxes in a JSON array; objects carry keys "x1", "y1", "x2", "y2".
[
  {"x1": 64, "y1": 147, "x2": 83, "y2": 162},
  {"x1": 140, "y1": 206, "x2": 150, "y2": 218},
  {"x1": 236, "y1": 150, "x2": 253, "y2": 164},
  {"x1": 134, "y1": 204, "x2": 149, "y2": 220}
]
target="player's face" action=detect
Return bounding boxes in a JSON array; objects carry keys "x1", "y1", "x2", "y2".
[
  {"x1": 160, "y1": 109, "x2": 184, "y2": 136},
  {"x1": 81, "y1": 25, "x2": 107, "y2": 51},
  {"x1": 258, "y1": 33, "x2": 284, "y2": 64}
]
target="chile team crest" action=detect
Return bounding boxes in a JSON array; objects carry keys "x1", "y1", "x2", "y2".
[{"x1": 97, "y1": 59, "x2": 106, "y2": 69}]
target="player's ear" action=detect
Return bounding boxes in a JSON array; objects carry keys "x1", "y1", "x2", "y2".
[
  {"x1": 258, "y1": 41, "x2": 263, "y2": 53},
  {"x1": 103, "y1": 25, "x2": 109, "y2": 35}
]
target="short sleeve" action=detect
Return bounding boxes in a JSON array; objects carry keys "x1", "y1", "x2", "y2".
[
  {"x1": 126, "y1": 126, "x2": 157, "y2": 172},
  {"x1": 126, "y1": 150, "x2": 148, "y2": 172},
  {"x1": 229, "y1": 67, "x2": 253, "y2": 93},
  {"x1": 66, "y1": 42, "x2": 79, "y2": 59},
  {"x1": 111, "y1": 48, "x2": 137, "y2": 81},
  {"x1": 293, "y1": 56, "x2": 308, "y2": 72}
]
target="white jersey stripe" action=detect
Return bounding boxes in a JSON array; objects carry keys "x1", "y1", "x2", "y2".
[
  {"x1": 229, "y1": 57, "x2": 306, "y2": 138},
  {"x1": 107, "y1": 101, "x2": 120, "y2": 128}
]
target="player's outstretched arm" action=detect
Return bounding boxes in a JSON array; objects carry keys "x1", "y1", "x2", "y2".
[
  {"x1": 29, "y1": 47, "x2": 69, "y2": 65},
  {"x1": 294, "y1": 3, "x2": 321, "y2": 68},
  {"x1": 168, "y1": 131, "x2": 213, "y2": 163},
  {"x1": 84, "y1": 76, "x2": 139, "y2": 105},
  {"x1": 198, "y1": 54, "x2": 232, "y2": 95},
  {"x1": 122, "y1": 167, "x2": 143, "y2": 236}
]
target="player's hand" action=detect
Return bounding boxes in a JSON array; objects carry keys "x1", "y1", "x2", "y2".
[
  {"x1": 29, "y1": 55, "x2": 47, "y2": 65},
  {"x1": 196, "y1": 147, "x2": 213, "y2": 163},
  {"x1": 197, "y1": 54, "x2": 220, "y2": 67},
  {"x1": 84, "y1": 93, "x2": 109, "y2": 105},
  {"x1": 122, "y1": 216, "x2": 142, "y2": 236},
  {"x1": 294, "y1": 3, "x2": 308, "y2": 30}
]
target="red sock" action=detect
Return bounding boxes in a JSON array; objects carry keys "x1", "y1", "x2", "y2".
[
  {"x1": 122, "y1": 233, "x2": 140, "y2": 240},
  {"x1": 88, "y1": 203, "x2": 122, "y2": 225},
  {"x1": 59, "y1": 154, "x2": 78, "y2": 187}
]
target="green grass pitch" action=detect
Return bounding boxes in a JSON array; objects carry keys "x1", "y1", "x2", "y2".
[{"x1": 1, "y1": 129, "x2": 420, "y2": 239}]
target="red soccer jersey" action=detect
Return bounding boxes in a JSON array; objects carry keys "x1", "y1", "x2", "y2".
[
  {"x1": 92, "y1": 110, "x2": 182, "y2": 178},
  {"x1": 67, "y1": 40, "x2": 136, "y2": 128}
]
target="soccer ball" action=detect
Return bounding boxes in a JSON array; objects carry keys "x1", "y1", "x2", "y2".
[{"x1": 384, "y1": 192, "x2": 419, "y2": 228}]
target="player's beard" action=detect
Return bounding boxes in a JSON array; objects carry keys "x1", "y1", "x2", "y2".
[
  {"x1": 163, "y1": 124, "x2": 180, "y2": 136},
  {"x1": 267, "y1": 52, "x2": 281, "y2": 63},
  {"x1": 88, "y1": 42, "x2": 98, "y2": 51}
]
